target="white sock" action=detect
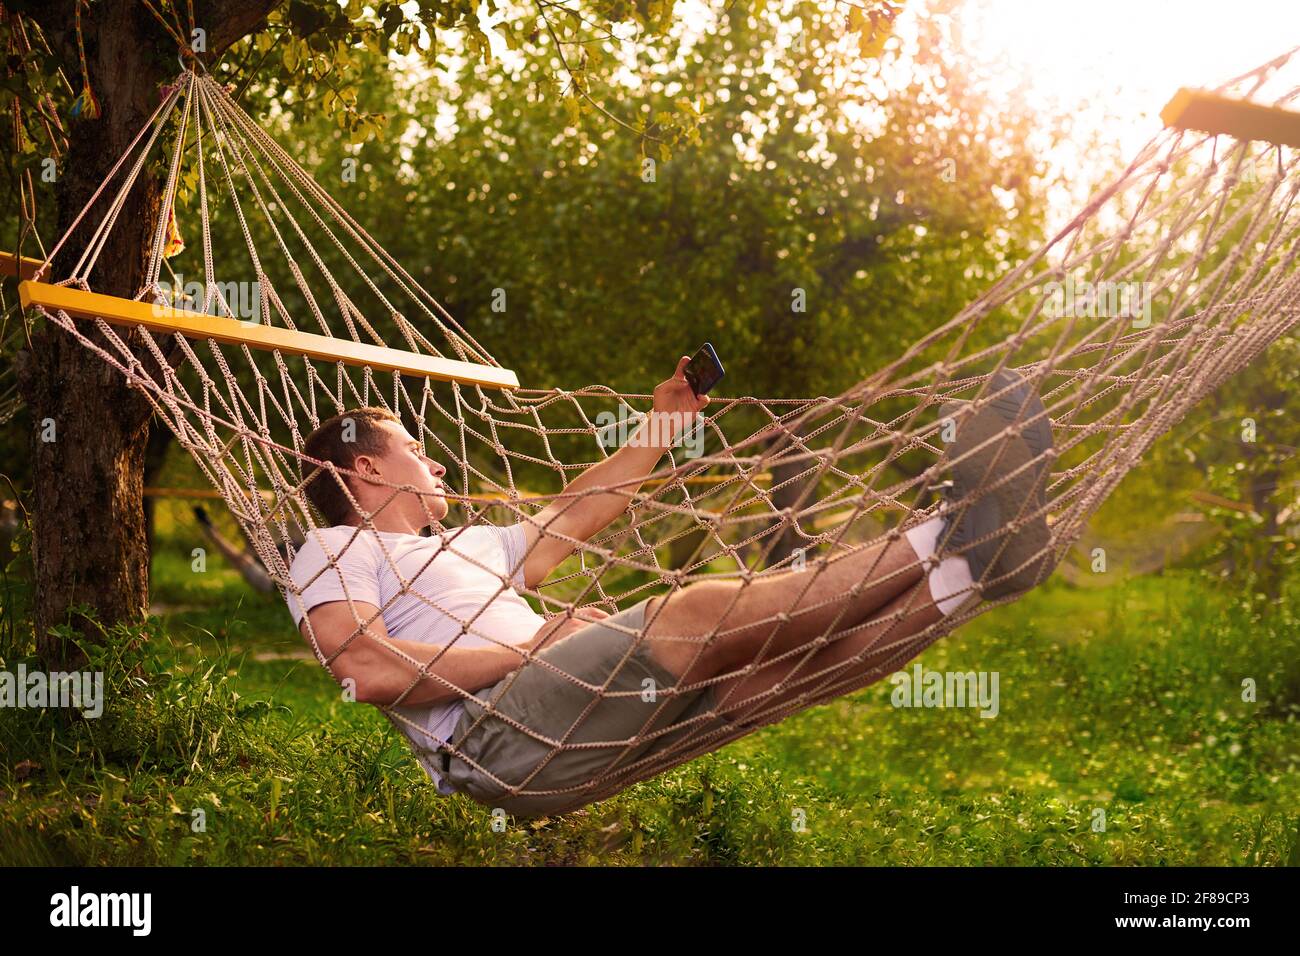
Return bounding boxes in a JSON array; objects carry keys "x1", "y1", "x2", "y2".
[{"x1": 903, "y1": 515, "x2": 976, "y2": 615}]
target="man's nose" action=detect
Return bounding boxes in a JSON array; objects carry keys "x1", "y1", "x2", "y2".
[{"x1": 429, "y1": 459, "x2": 447, "y2": 477}]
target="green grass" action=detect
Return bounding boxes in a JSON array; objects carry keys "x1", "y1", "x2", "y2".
[{"x1": 1, "y1": 508, "x2": 1298, "y2": 865}]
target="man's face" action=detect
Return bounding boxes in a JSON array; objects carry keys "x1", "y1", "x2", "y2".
[{"x1": 358, "y1": 420, "x2": 448, "y2": 523}]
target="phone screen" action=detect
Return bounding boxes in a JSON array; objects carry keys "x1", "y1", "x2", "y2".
[{"x1": 684, "y1": 342, "x2": 725, "y2": 396}]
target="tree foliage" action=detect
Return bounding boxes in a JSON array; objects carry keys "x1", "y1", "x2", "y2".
[{"x1": 0, "y1": 0, "x2": 1062, "y2": 637}]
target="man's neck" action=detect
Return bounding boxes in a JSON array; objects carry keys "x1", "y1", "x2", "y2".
[{"x1": 345, "y1": 512, "x2": 428, "y2": 536}]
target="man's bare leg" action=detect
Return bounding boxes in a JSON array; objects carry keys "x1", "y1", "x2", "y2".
[
  {"x1": 705, "y1": 578, "x2": 947, "y2": 727},
  {"x1": 638, "y1": 530, "x2": 928, "y2": 688},
  {"x1": 620, "y1": 367, "x2": 1056, "y2": 728}
]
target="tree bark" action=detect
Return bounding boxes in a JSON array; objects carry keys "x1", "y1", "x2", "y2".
[
  {"x1": 13, "y1": 0, "x2": 281, "y2": 666},
  {"x1": 18, "y1": 2, "x2": 165, "y2": 666},
  {"x1": 143, "y1": 417, "x2": 174, "y2": 565},
  {"x1": 756, "y1": 287, "x2": 819, "y2": 569}
]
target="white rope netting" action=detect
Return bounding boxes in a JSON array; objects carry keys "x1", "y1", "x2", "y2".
[{"x1": 24, "y1": 50, "x2": 1300, "y2": 816}]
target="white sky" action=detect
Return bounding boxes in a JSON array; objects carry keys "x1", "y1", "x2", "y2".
[
  {"x1": 963, "y1": 0, "x2": 1300, "y2": 141},
  {"x1": 957, "y1": 0, "x2": 1300, "y2": 219}
]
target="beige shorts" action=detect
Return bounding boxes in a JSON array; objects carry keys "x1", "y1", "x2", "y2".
[{"x1": 436, "y1": 596, "x2": 730, "y2": 818}]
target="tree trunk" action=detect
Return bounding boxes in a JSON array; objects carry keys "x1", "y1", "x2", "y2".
[
  {"x1": 143, "y1": 419, "x2": 175, "y2": 564},
  {"x1": 756, "y1": 299, "x2": 818, "y2": 569},
  {"x1": 17, "y1": 3, "x2": 165, "y2": 666},
  {"x1": 1247, "y1": 460, "x2": 1282, "y2": 601},
  {"x1": 766, "y1": 447, "x2": 816, "y2": 566}
]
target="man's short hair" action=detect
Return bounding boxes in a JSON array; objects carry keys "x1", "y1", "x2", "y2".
[{"x1": 302, "y1": 407, "x2": 400, "y2": 526}]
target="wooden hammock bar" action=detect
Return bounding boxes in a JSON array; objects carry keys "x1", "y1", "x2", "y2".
[
  {"x1": 17, "y1": 279, "x2": 520, "y2": 390},
  {"x1": 144, "y1": 486, "x2": 276, "y2": 501},
  {"x1": 0, "y1": 252, "x2": 43, "y2": 279},
  {"x1": 1161, "y1": 88, "x2": 1300, "y2": 148}
]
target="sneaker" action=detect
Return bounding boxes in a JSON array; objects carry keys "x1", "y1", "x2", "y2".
[{"x1": 934, "y1": 368, "x2": 1055, "y2": 600}]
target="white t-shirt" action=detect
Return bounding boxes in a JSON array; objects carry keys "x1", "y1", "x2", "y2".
[{"x1": 285, "y1": 522, "x2": 545, "y2": 794}]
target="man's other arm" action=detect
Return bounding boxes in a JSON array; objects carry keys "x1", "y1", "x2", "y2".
[{"x1": 300, "y1": 601, "x2": 525, "y2": 707}]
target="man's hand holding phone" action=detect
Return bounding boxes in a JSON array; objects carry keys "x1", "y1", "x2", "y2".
[{"x1": 642, "y1": 354, "x2": 712, "y2": 450}]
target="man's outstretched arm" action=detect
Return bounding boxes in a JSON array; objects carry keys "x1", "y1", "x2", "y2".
[
  {"x1": 516, "y1": 356, "x2": 711, "y2": 589},
  {"x1": 301, "y1": 600, "x2": 614, "y2": 707}
]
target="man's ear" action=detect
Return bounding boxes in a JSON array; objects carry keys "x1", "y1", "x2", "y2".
[{"x1": 353, "y1": 454, "x2": 381, "y2": 479}]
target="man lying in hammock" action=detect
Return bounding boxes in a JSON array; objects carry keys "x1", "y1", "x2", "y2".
[{"x1": 287, "y1": 359, "x2": 1054, "y2": 818}]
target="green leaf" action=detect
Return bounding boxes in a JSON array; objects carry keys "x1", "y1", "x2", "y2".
[{"x1": 563, "y1": 94, "x2": 581, "y2": 127}]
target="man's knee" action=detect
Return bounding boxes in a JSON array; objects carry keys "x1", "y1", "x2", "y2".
[
  {"x1": 648, "y1": 580, "x2": 742, "y2": 631},
  {"x1": 643, "y1": 581, "x2": 747, "y2": 675}
]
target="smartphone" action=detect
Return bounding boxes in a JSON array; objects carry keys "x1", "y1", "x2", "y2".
[{"x1": 683, "y1": 342, "x2": 725, "y2": 396}]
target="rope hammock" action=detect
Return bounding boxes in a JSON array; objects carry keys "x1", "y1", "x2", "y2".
[{"x1": 17, "y1": 49, "x2": 1300, "y2": 818}]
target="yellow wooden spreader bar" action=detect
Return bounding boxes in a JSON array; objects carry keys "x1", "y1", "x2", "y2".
[
  {"x1": 471, "y1": 472, "x2": 775, "y2": 502},
  {"x1": 144, "y1": 486, "x2": 276, "y2": 501},
  {"x1": 0, "y1": 252, "x2": 43, "y2": 280},
  {"x1": 1161, "y1": 88, "x2": 1300, "y2": 148},
  {"x1": 17, "y1": 279, "x2": 519, "y2": 390}
]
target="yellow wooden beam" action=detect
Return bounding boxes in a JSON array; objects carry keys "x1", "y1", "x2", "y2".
[
  {"x1": 1188, "y1": 488, "x2": 1254, "y2": 516},
  {"x1": 0, "y1": 252, "x2": 43, "y2": 280},
  {"x1": 144, "y1": 486, "x2": 275, "y2": 501},
  {"x1": 643, "y1": 471, "x2": 771, "y2": 490},
  {"x1": 18, "y1": 279, "x2": 520, "y2": 390},
  {"x1": 470, "y1": 472, "x2": 774, "y2": 502},
  {"x1": 1161, "y1": 87, "x2": 1300, "y2": 148}
]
